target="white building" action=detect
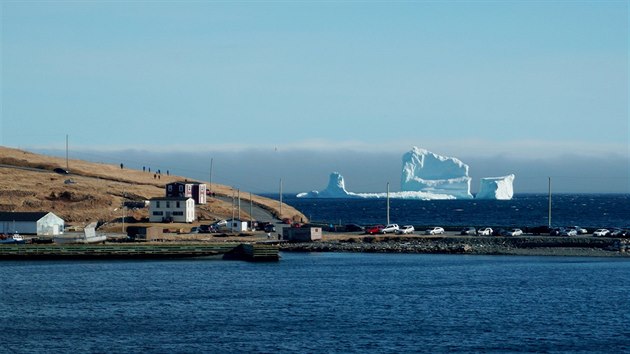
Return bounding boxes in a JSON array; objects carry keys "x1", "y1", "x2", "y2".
[
  {"x1": 149, "y1": 197, "x2": 195, "y2": 223},
  {"x1": 0, "y1": 211, "x2": 65, "y2": 235},
  {"x1": 225, "y1": 219, "x2": 250, "y2": 232}
]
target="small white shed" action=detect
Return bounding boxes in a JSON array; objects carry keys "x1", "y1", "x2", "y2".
[
  {"x1": 226, "y1": 219, "x2": 249, "y2": 232},
  {"x1": 0, "y1": 211, "x2": 65, "y2": 235}
]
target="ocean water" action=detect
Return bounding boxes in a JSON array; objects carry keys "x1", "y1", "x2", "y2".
[
  {"x1": 1, "y1": 253, "x2": 629, "y2": 353},
  {"x1": 279, "y1": 194, "x2": 630, "y2": 229}
]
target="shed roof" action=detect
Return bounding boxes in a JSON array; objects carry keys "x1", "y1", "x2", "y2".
[
  {"x1": 167, "y1": 181, "x2": 205, "y2": 186},
  {"x1": 0, "y1": 211, "x2": 50, "y2": 222},
  {"x1": 150, "y1": 197, "x2": 193, "y2": 201}
]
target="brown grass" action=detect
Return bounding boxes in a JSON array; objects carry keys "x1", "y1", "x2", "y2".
[{"x1": 0, "y1": 146, "x2": 306, "y2": 228}]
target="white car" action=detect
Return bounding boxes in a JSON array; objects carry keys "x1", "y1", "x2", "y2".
[
  {"x1": 425, "y1": 227, "x2": 444, "y2": 235},
  {"x1": 381, "y1": 224, "x2": 400, "y2": 234},
  {"x1": 508, "y1": 228, "x2": 523, "y2": 236},
  {"x1": 478, "y1": 227, "x2": 493, "y2": 236},
  {"x1": 397, "y1": 225, "x2": 415, "y2": 234},
  {"x1": 593, "y1": 229, "x2": 610, "y2": 237},
  {"x1": 560, "y1": 228, "x2": 578, "y2": 237},
  {"x1": 569, "y1": 226, "x2": 588, "y2": 234}
]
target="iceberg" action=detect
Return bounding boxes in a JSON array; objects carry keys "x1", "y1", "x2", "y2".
[
  {"x1": 296, "y1": 172, "x2": 457, "y2": 200},
  {"x1": 296, "y1": 147, "x2": 515, "y2": 200},
  {"x1": 296, "y1": 172, "x2": 356, "y2": 198},
  {"x1": 476, "y1": 174, "x2": 515, "y2": 200},
  {"x1": 400, "y1": 147, "x2": 473, "y2": 199}
]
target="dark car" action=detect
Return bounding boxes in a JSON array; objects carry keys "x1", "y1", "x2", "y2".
[
  {"x1": 53, "y1": 168, "x2": 69, "y2": 174},
  {"x1": 264, "y1": 224, "x2": 276, "y2": 233},
  {"x1": 493, "y1": 228, "x2": 508, "y2": 236},
  {"x1": 610, "y1": 228, "x2": 629, "y2": 237},
  {"x1": 460, "y1": 227, "x2": 477, "y2": 235},
  {"x1": 198, "y1": 225, "x2": 212, "y2": 233},
  {"x1": 344, "y1": 224, "x2": 365, "y2": 232},
  {"x1": 529, "y1": 225, "x2": 551, "y2": 235}
]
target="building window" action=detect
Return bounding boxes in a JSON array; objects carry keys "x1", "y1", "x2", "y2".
[
  {"x1": 156, "y1": 201, "x2": 160, "y2": 208},
  {"x1": 166, "y1": 202, "x2": 170, "y2": 208},
  {"x1": 179, "y1": 185, "x2": 184, "y2": 192},
  {"x1": 167, "y1": 185, "x2": 172, "y2": 192},
  {"x1": 173, "y1": 211, "x2": 183, "y2": 216},
  {"x1": 152, "y1": 211, "x2": 163, "y2": 216},
  {"x1": 176, "y1": 201, "x2": 180, "y2": 208}
]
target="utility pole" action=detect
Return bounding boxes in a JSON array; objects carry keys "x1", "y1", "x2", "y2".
[
  {"x1": 121, "y1": 189, "x2": 125, "y2": 234},
  {"x1": 548, "y1": 177, "x2": 552, "y2": 228},
  {"x1": 209, "y1": 158, "x2": 213, "y2": 196},
  {"x1": 237, "y1": 188, "x2": 241, "y2": 220},
  {"x1": 386, "y1": 182, "x2": 390, "y2": 225},
  {"x1": 249, "y1": 192, "x2": 253, "y2": 231},
  {"x1": 231, "y1": 189, "x2": 235, "y2": 233},
  {"x1": 65, "y1": 134, "x2": 69, "y2": 171},
  {"x1": 279, "y1": 178, "x2": 283, "y2": 221}
]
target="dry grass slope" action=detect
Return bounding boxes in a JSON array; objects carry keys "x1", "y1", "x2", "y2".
[{"x1": 0, "y1": 146, "x2": 306, "y2": 228}]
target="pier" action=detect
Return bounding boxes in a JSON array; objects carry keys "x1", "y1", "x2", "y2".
[{"x1": 0, "y1": 243, "x2": 279, "y2": 262}]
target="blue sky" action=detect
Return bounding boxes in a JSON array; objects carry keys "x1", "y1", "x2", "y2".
[{"x1": 1, "y1": 1, "x2": 628, "y2": 193}]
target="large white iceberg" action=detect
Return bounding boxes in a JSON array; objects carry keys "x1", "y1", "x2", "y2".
[
  {"x1": 401, "y1": 147, "x2": 473, "y2": 199},
  {"x1": 476, "y1": 174, "x2": 515, "y2": 200},
  {"x1": 296, "y1": 147, "x2": 515, "y2": 200},
  {"x1": 296, "y1": 172, "x2": 458, "y2": 200}
]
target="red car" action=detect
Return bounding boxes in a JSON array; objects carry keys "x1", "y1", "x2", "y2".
[{"x1": 366, "y1": 225, "x2": 385, "y2": 234}]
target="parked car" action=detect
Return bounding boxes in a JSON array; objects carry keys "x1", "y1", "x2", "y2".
[
  {"x1": 213, "y1": 219, "x2": 228, "y2": 227},
  {"x1": 198, "y1": 225, "x2": 212, "y2": 233},
  {"x1": 478, "y1": 227, "x2": 493, "y2": 236},
  {"x1": 460, "y1": 227, "x2": 477, "y2": 235},
  {"x1": 264, "y1": 224, "x2": 276, "y2": 233},
  {"x1": 529, "y1": 225, "x2": 551, "y2": 235},
  {"x1": 344, "y1": 224, "x2": 365, "y2": 232},
  {"x1": 560, "y1": 228, "x2": 577, "y2": 237},
  {"x1": 493, "y1": 228, "x2": 508, "y2": 236},
  {"x1": 381, "y1": 224, "x2": 400, "y2": 234},
  {"x1": 568, "y1": 226, "x2": 588, "y2": 234},
  {"x1": 397, "y1": 225, "x2": 415, "y2": 234},
  {"x1": 366, "y1": 225, "x2": 385, "y2": 235},
  {"x1": 549, "y1": 228, "x2": 563, "y2": 236},
  {"x1": 507, "y1": 228, "x2": 523, "y2": 236},
  {"x1": 593, "y1": 229, "x2": 610, "y2": 237},
  {"x1": 610, "y1": 228, "x2": 629, "y2": 237},
  {"x1": 53, "y1": 167, "x2": 69, "y2": 175},
  {"x1": 425, "y1": 227, "x2": 444, "y2": 235}
]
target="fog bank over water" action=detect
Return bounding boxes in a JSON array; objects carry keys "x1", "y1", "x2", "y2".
[{"x1": 34, "y1": 148, "x2": 629, "y2": 194}]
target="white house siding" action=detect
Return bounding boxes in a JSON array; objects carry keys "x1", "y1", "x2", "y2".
[{"x1": 149, "y1": 198, "x2": 195, "y2": 223}]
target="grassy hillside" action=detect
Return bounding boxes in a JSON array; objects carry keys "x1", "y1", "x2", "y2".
[{"x1": 0, "y1": 146, "x2": 306, "y2": 229}]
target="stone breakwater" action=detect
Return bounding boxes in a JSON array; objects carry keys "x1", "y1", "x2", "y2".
[{"x1": 278, "y1": 236, "x2": 630, "y2": 257}]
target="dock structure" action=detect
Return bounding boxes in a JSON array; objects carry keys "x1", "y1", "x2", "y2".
[{"x1": 0, "y1": 243, "x2": 279, "y2": 262}]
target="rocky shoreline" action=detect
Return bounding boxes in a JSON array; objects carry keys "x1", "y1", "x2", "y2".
[{"x1": 278, "y1": 235, "x2": 630, "y2": 257}]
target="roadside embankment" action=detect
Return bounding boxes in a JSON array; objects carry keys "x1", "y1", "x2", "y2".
[{"x1": 278, "y1": 235, "x2": 630, "y2": 257}]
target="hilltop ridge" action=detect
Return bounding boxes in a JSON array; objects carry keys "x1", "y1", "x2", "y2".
[{"x1": 0, "y1": 146, "x2": 306, "y2": 228}]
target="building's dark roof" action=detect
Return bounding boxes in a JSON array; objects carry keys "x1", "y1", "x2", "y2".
[
  {"x1": 0, "y1": 211, "x2": 49, "y2": 222},
  {"x1": 167, "y1": 181, "x2": 204, "y2": 185},
  {"x1": 150, "y1": 197, "x2": 192, "y2": 201}
]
